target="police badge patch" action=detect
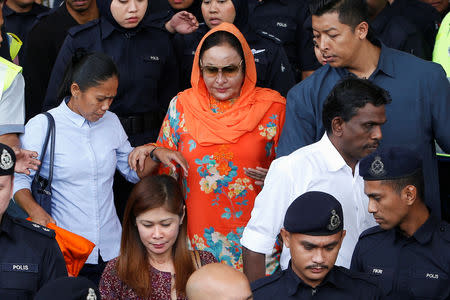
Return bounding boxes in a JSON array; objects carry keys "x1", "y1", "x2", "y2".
[
  {"x1": 0, "y1": 149, "x2": 13, "y2": 170},
  {"x1": 369, "y1": 156, "x2": 386, "y2": 177},
  {"x1": 327, "y1": 209, "x2": 341, "y2": 231}
]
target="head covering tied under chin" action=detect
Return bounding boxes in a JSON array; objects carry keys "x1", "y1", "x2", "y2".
[
  {"x1": 96, "y1": 0, "x2": 150, "y2": 32},
  {"x1": 0, "y1": 143, "x2": 16, "y2": 176},
  {"x1": 177, "y1": 22, "x2": 285, "y2": 146}
]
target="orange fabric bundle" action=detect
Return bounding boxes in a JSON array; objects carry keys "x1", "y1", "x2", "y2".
[{"x1": 26, "y1": 218, "x2": 95, "y2": 277}]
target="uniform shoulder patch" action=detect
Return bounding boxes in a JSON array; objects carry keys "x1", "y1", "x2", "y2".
[
  {"x1": 251, "y1": 271, "x2": 283, "y2": 291},
  {"x1": 255, "y1": 29, "x2": 282, "y2": 44},
  {"x1": 68, "y1": 19, "x2": 100, "y2": 36},
  {"x1": 359, "y1": 225, "x2": 384, "y2": 239},
  {"x1": 12, "y1": 218, "x2": 56, "y2": 238}
]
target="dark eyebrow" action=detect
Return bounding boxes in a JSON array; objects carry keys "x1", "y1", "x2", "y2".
[
  {"x1": 324, "y1": 241, "x2": 339, "y2": 248},
  {"x1": 300, "y1": 241, "x2": 317, "y2": 248}
]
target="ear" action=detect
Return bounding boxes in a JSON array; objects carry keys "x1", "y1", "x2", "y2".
[
  {"x1": 339, "y1": 230, "x2": 346, "y2": 246},
  {"x1": 70, "y1": 82, "x2": 81, "y2": 97},
  {"x1": 280, "y1": 228, "x2": 291, "y2": 248},
  {"x1": 180, "y1": 205, "x2": 186, "y2": 225},
  {"x1": 355, "y1": 21, "x2": 369, "y2": 40},
  {"x1": 402, "y1": 185, "x2": 417, "y2": 206},
  {"x1": 331, "y1": 117, "x2": 345, "y2": 137}
]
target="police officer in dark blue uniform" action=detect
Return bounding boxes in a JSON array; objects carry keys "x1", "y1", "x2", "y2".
[
  {"x1": 352, "y1": 147, "x2": 450, "y2": 299},
  {"x1": 367, "y1": 0, "x2": 430, "y2": 60},
  {"x1": 2, "y1": 0, "x2": 49, "y2": 65},
  {"x1": 247, "y1": 0, "x2": 321, "y2": 82},
  {"x1": 44, "y1": 0, "x2": 179, "y2": 147},
  {"x1": 174, "y1": 0, "x2": 295, "y2": 97},
  {"x1": 0, "y1": 143, "x2": 67, "y2": 299},
  {"x1": 251, "y1": 191, "x2": 383, "y2": 300}
]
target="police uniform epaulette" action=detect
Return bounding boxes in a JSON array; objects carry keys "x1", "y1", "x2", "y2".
[
  {"x1": 438, "y1": 221, "x2": 450, "y2": 242},
  {"x1": 250, "y1": 271, "x2": 283, "y2": 291},
  {"x1": 67, "y1": 19, "x2": 100, "y2": 36},
  {"x1": 359, "y1": 225, "x2": 384, "y2": 239},
  {"x1": 12, "y1": 218, "x2": 56, "y2": 238},
  {"x1": 255, "y1": 29, "x2": 282, "y2": 44}
]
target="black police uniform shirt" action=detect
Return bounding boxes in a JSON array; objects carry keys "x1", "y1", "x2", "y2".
[
  {"x1": 0, "y1": 213, "x2": 67, "y2": 299},
  {"x1": 173, "y1": 24, "x2": 295, "y2": 97},
  {"x1": 351, "y1": 216, "x2": 450, "y2": 299},
  {"x1": 43, "y1": 10, "x2": 179, "y2": 146},
  {"x1": 370, "y1": 3, "x2": 431, "y2": 60},
  {"x1": 251, "y1": 263, "x2": 382, "y2": 300},
  {"x1": 24, "y1": 4, "x2": 79, "y2": 121},
  {"x1": 390, "y1": 0, "x2": 440, "y2": 50},
  {"x1": 2, "y1": 3, "x2": 50, "y2": 66},
  {"x1": 247, "y1": 0, "x2": 320, "y2": 81}
]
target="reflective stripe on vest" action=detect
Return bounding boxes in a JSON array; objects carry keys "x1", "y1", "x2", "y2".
[
  {"x1": 432, "y1": 13, "x2": 450, "y2": 77},
  {"x1": 6, "y1": 32, "x2": 22, "y2": 62},
  {"x1": 0, "y1": 56, "x2": 22, "y2": 93}
]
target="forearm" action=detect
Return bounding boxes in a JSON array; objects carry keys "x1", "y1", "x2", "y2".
[
  {"x1": 243, "y1": 246, "x2": 266, "y2": 283},
  {"x1": 14, "y1": 188, "x2": 40, "y2": 215},
  {"x1": 0, "y1": 133, "x2": 20, "y2": 149}
]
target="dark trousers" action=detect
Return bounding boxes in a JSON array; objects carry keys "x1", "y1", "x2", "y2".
[{"x1": 79, "y1": 254, "x2": 107, "y2": 287}]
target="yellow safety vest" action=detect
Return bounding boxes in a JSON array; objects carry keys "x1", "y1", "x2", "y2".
[
  {"x1": 6, "y1": 32, "x2": 22, "y2": 62},
  {"x1": 432, "y1": 13, "x2": 450, "y2": 77},
  {"x1": 0, "y1": 55, "x2": 22, "y2": 92}
]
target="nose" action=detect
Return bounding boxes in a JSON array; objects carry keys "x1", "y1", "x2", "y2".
[
  {"x1": 319, "y1": 37, "x2": 329, "y2": 52},
  {"x1": 152, "y1": 226, "x2": 163, "y2": 239},
  {"x1": 371, "y1": 125, "x2": 382, "y2": 141},
  {"x1": 215, "y1": 70, "x2": 227, "y2": 84},
  {"x1": 368, "y1": 198, "x2": 377, "y2": 214},
  {"x1": 209, "y1": 0, "x2": 218, "y2": 12},
  {"x1": 101, "y1": 99, "x2": 112, "y2": 111},
  {"x1": 312, "y1": 248, "x2": 325, "y2": 265},
  {"x1": 129, "y1": 0, "x2": 138, "y2": 12}
]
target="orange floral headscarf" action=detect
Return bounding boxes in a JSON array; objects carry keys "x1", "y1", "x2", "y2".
[{"x1": 177, "y1": 23, "x2": 286, "y2": 146}]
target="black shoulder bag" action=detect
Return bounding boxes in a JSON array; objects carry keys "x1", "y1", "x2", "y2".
[{"x1": 31, "y1": 112, "x2": 55, "y2": 215}]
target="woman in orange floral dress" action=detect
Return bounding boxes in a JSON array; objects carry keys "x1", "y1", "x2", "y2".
[{"x1": 129, "y1": 23, "x2": 285, "y2": 271}]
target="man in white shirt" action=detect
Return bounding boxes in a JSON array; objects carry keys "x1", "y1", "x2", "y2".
[{"x1": 241, "y1": 77, "x2": 391, "y2": 282}]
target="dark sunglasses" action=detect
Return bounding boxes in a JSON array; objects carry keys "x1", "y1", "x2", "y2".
[{"x1": 200, "y1": 60, "x2": 243, "y2": 78}]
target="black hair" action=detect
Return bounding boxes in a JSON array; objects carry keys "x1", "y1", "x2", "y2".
[
  {"x1": 382, "y1": 169, "x2": 425, "y2": 201},
  {"x1": 198, "y1": 30, "x2": 246, "y2": 74},
  {"x1": 309, "y1": 0, "x2": 369, "y2": 30},
  {"x1": 57, "y1": 49, "x2": 119, "y2": 100},
  {"x1": 322, "y1": 77, "x2": 391, "y2": 133}
]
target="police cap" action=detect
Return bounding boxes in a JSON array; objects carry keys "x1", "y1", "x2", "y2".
[
  {"x1": 359, "y1": 147, "x2": 422, "y2": 181},
  {"x1": 283, "y1": 191, "x2": 344, "y2": 235},
  {"x1": 0, "y1": 143, "x2": 15, "y2": 176}
]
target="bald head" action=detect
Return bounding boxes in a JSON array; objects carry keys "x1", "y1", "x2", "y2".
[{"x1": 186, "y1": 263, "x2": 253, "y2": 300}]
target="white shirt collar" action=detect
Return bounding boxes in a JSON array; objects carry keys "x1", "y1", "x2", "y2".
[
  {"x1": 319, "y1": 133, "x2": 349, "y2": 172},
  {"x1": 60, "y1": 98, "x2": 88, "y2": 128}
]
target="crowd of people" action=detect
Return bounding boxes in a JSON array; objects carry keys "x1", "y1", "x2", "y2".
[{"x1": 0, "y1": 0, "x2": 449, "y2": 299}]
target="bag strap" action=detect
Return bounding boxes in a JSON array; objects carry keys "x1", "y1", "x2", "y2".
[
  {"x1": 33, "y1": 112, "x2": 55, "y2": 185},
  {"x1": 191, "y1": 250, "x2": 202, "y2": 270}
]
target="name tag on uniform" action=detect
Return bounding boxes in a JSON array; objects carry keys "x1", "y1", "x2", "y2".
[
  {"x1": 276, "y1": 22, "x2": 287, "y2": 28},
  {"x1": 1, "y1": 263, "x2": 38, "y2": 273},
  {"x1": 371, "y1": 268, "x2": 383, "y2": 275},
  {"x1": 144, "y1": 56, "x2": 160, "y2": 62},
  {"x1": 426, "y1": 273, "x2": 439, "y2": 279}
]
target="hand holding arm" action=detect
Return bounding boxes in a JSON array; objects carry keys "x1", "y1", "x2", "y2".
[{"x1": 244, "y1": 167, "x2": 268, "y2": 187}]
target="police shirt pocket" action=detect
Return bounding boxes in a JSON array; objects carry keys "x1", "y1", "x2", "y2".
[
  {"x1": 409, "y1": 269, "x2": 450, "y2": 299},
  {"x1": 0, "y1": 263, "x2": 39, "y2": 296},
  {"x1": 140, "y1": 55, "x2": 163, "y2": 79},
  {"x1": 366, "y1": 265, "x2": 394, "y2": 295},
  {"x1": 252, "y1": 51, "x2": 269, "y2": 85}
]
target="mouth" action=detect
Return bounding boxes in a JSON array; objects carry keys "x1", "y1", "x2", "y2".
[
  {"x1": 322, "y1": 55, "x2": 336, "y2": 63},
  {"x1": 209, "y1": 18, "x2": 222, "y2": 26},
  {"x1": 215, "y1": 87, "x2": 229, "y2": 93},
  {"x1": 127, "y1": 17, "x2": 139, "y2": 23},
  {"x1": 72, "y1": 0, "x2": 88, "y2": 6},
  {"x1": 151, "y1": 242, "x2": 167, "y2": 249},
  {"x1": 373, "y1": 216, "x2": 383, "y2": 223}
]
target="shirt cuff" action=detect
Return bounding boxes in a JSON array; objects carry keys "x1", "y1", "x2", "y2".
[
  {"x1": 0, "y1": 124, "x2": 24, "y2": 135},
  {"x1": 240, "y1": 227, "x2": 277, "y2": 255}
]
